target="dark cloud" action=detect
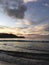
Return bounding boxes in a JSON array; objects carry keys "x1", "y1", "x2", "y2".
[
  {"x1": 5, "y1": 5, "x2": 27, "y2": 19},
  {"x1": 0, "y1": 0, "x2": 27, "y2": 19}
]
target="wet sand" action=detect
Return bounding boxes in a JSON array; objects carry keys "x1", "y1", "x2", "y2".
[{"x1": 0, "y1": 52, "x2": 49, "y2": 65}]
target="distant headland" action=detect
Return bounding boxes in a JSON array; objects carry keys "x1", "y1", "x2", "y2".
[{"x1": 0, "y1": 33, "x2": 25, "y2": 38}]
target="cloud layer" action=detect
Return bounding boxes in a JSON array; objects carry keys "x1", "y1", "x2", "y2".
[
  {"x1": 0, "y1": 24, "x2": 49, "y2": 38},
  {"x1": 20, "y1": 24, "x2": 49, "y2": 35}
]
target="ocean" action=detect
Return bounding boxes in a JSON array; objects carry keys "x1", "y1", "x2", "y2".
[{"x1": 0, "y1": 38, "x2": 49, "y2": 65}]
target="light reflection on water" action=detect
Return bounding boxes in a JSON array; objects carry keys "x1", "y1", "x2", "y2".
[{"x1": 0, "y1": 38, "x2": 49, "y2": 53}]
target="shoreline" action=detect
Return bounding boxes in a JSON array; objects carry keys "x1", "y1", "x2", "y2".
[
  {"x1": 0, "y1": 50, "x2": 49, "y2": 61},
  {"x1": 0, "y1": 39, "x2": 49, "y2": 42}
]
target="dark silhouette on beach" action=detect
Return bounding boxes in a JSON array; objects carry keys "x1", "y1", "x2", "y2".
[{"x1": 0, "y1": 33, "x2": 25, "y2": 38}]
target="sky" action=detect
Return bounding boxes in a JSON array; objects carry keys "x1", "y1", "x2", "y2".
[{"x1": 0, "y1": 0, "x2": 49, "y2": 35}]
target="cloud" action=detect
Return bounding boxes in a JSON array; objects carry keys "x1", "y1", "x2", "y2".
[
  {"x1": 0, "y1": 26, "x2": 23, "y2": 36},
  {"x1": 0, "y1": 0, "x2": 27, "y2": 19},
  {"x1": 43, "y1": 3, "x2": 49, "y2": 7},
  {"x1": 0, "y1": 24, "x2": 49, "y2": 36},
  {"x1": 24, "y1": 19, "x2": 33, "y2": 25},
  {"x1": 16, "y1": 21, "x2": 24, "y2": 27},
  {"x1": 15, "y1": 19, "x2": 35, "y2": 28},
  {"x1": 44, "y1": 25, "x2": 49, "y2": 31},
  {"x1": 15, "y1": 19, "x2": 30, "y2": 27},
  {"x1": 24, "y1": 0, "x2": 38, "y2": 3},
  {"x1": 6, "y1": 5, "x2": 27, "y2": 19},
  {"x1": 20, "y1": 24, "x2": 49, "y2": 35}
]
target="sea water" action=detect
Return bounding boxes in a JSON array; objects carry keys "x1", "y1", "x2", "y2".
[
  {"x1": 0, "y1": 38, "x2": 49, "y2": 53},
  {"x1": 0, "y1": 38, "x2": 49, "y2": 65}
]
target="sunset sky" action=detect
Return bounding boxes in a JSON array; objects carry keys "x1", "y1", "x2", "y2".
[{"x1": 0, "y1": 0, "x2": 49, "y2": 36}]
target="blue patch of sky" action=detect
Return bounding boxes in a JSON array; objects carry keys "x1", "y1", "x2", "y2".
[{"x1": 25, "y1": 0, "x2": 49, "y2": 25}]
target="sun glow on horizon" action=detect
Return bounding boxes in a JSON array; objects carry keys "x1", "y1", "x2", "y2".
[{"x1": 0, "y1": 24, "x2": 49, "y2": 36}]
